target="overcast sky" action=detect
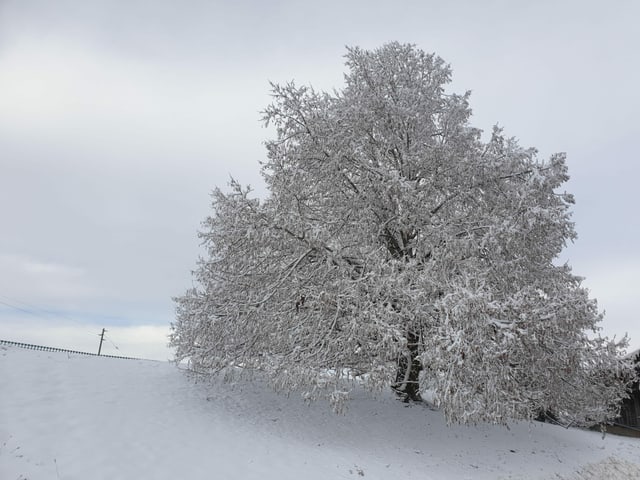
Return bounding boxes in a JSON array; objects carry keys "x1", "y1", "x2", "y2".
[{"x1": 1, "y1": 0, "x2": 638, "y2": 360}]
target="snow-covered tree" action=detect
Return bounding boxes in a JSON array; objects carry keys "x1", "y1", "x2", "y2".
[{"x1": 171, "y1": 43, "x2": 635, "y2": 424}]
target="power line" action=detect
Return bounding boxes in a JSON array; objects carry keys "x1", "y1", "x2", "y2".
[
  {"x1": 0, "y1": 298, "x2": 38, "y2": 317},
  {"x1": 0, "y1": 293, "x2": 97, "y2": 339},
  {"x1": 105, "y1": 334, "x2": 122, "y2": 352},
  {"x1": 0, "y1": 294, "x2": 91, "y2": 328}
]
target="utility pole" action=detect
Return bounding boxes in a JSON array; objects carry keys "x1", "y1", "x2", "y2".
[{"x1": 98, "y1": 328, "x2": 106, "y2": 355}]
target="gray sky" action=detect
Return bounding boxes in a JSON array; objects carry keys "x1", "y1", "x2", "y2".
[{"x1": 1, "y1": 0, "x2": 638, "y2": 360}]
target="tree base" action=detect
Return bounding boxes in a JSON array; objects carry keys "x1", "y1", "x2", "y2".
[
  {"x1": 535, "y1": 410, "x2": 559, "y2": 424},
  {"x1": 391, "y1": 384, "x2": 423, "y2": 403}
]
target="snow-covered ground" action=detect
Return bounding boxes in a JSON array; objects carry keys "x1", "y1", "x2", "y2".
[{"x1": 1, "y1": 344, "x2": 639, "y2": 480}]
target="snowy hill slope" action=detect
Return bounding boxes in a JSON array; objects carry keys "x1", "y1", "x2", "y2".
[{"x1": 1, "y1": 344, "x2": 639, "y2": 480}]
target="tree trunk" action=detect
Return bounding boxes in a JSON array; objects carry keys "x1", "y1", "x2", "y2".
[{"x1": 392, "y1": 331, "x2": 422, "y2": 402}]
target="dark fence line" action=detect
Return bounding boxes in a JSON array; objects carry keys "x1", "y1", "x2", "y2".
[{"x1": 0, "y1": 339, "x2": 142, "y2": 361}]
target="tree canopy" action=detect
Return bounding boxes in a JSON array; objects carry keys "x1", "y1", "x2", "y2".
[{"x1": 171, "y1": 43, "x2": 634, "y2": 425}]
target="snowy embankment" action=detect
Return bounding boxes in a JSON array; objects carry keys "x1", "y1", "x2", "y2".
[{"x1": 1, "y1": 345, "x2": 639, "y2": 480}]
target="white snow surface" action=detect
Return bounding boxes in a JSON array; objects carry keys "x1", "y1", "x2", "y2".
[{"x1": 1, "y1": 344, "x2": 639, "y2": 480}]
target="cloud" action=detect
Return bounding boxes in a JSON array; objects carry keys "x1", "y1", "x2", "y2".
[
  {"x1": 0, "y1": 254, "x2": 102, "y2": 308},
  {"x1": 0, "y1": 38, "x2": 269, "y2": 166}
]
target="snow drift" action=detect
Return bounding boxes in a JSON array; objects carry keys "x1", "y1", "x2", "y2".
[{"x1": 1, "y1": 344, "x2": 639, "y2": 479}]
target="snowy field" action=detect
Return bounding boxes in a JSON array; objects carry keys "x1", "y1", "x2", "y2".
[{"x1": 1, "y1": 344, "x2": 639, "y2": 480}]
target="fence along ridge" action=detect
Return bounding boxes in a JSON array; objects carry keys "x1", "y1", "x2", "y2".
[{"x1": 0, "y1": 339, "x2": 143, "y2": 360}]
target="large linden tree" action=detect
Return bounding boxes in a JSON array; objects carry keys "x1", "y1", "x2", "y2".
[{"x1": 171, "y1": 43, "x2": 634, "y2": 425}]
